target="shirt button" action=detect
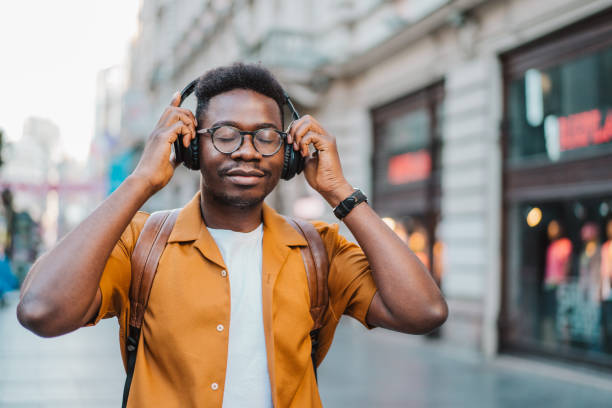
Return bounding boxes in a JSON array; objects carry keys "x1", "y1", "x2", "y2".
[
  {"x1": 221, "y1": 270, "x2": 227, "y2": 277},
  {"x1": 211, "y1": 382, "x2": 219, "y2": 390},
  {"x1": 216, "y1": 324, "x2": 224, "y2": 332}
]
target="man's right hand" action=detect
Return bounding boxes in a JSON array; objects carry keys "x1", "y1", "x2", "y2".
[{"x1": 132, "y1": 92, "x2": 198, "y2": 193}]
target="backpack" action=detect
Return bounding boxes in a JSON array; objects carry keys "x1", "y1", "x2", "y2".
[{"x1": 122, "y1": 209, "x2": 329, "y2": 407}]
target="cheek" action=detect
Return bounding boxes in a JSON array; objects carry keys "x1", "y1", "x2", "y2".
[
  {"x1": 270, "y1": 150, "x2": 286, "y2": 178},
  {"x1": 199, "y1": 142, "x2": 222, "y2": 181}
]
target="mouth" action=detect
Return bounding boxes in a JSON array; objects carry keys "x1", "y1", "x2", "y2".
[{"x1": 224, "y1": 168, "x2": 265, "y2": 186}]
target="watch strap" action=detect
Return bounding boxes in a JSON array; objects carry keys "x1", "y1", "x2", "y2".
[{"x1": 333, "y1": 189, "x2": 368, "y2": 219}]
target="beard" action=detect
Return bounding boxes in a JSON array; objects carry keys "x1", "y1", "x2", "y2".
[{"x1": 209, "y1": 188, "x2": 266, "y2": 209}]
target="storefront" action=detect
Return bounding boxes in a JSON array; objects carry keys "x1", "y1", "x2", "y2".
[
  {"x1": 371, "y1": 82, "x2": 445, "y2": 285},
  {"x1": 500, "y1": 8, "x2": 612, "y2": 368}
]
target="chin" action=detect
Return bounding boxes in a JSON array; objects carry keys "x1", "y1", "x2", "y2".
[{"x1": 214, "y1": 190, "x2": 267, "y2": 209}]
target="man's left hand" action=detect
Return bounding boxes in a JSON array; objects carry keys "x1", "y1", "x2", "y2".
[{"x1": 287, "y1": 115, "x2": 354, "y2": 207}]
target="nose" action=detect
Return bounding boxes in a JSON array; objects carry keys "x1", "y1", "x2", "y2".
[{"x1": 230, "y1": 133, "x2": 262, "y2": 161}]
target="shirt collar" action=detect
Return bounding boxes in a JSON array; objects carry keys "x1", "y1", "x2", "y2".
[{"x1": 167, "y1": 191, "x2": 307, "y2": 247}]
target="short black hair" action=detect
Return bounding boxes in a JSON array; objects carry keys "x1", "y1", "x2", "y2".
[{"x1": 195, "y1": 62, "x2": 285, "y2": 126}]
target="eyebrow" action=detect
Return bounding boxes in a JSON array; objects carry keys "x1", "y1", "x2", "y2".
[{"x1": 205, "y1": 120, "x2": 281, "y2": 131}]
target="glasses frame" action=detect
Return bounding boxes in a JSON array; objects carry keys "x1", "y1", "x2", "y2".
[{"x1": 198, "y1": 125, "x2": 288, "y2": 157}]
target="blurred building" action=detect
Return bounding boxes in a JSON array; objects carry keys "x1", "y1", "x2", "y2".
[
  {"x1": 0, "y1": 117, "x2": 60, "y2": 277},
  {"x1": 55, "y1": 157, "x2": 101, "y2": 238},
  {"x1": 1, "y1": 117, "x2": 60, "y2": 239},
  {"x1": 91, "y1": 66, "x2": 124, "y2": 197},
  {"x1": 120, "y1": 0, "x2": 612, "y2": 371}
]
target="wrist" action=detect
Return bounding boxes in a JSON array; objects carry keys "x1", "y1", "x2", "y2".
[
  {"x1": 332, "y1": 188, "x2": 368, "y2": 220},
  {"x1": 322, "y1": 182, "x2": 354, "y2": 208},
  {"x1": 126, "y1": 173, "x2": 157, "y2": 197}
]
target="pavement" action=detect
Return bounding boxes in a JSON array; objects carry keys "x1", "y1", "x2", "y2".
[{"x1": 2, "y1": 290, "x2": 612, "y2": 407}]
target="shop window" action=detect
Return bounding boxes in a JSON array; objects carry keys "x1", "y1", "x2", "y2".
[
  {"x1": 507, "y1": 47, "x2": 612, "y2": 165},
  {"x1": 507, "y1": 198, "x2": 612, "y2": 362},
  {"x1": 372, "y1": 82, "x2": 443, "y2": 284},
  {"x1": 501, "y1": 8, "x2": 612, "y2": 367}
]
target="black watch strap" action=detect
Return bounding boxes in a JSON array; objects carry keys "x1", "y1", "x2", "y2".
[{"x1": 333, "y1": 189, "x2": 368, "y2": 219}]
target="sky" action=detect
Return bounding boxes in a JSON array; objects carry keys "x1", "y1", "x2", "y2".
[{"x1": 0, "y1": 0, "x2": 140, "y2": 162}]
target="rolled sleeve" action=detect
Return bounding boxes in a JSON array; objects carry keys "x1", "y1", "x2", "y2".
[
  {"x1": 314, "y1": 222, "x2": 378, "y2": 329},
  {"x1": 87, "y1": 212, "x2": 149, "y2": 326}
]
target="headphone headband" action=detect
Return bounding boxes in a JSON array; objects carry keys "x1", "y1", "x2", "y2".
[{"x1": 179, "y1": 78, "x2": 299, "y2": 122}]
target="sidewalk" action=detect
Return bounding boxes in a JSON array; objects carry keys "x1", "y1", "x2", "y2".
[
  {"x1": 2, "y1": 290, "x2": 612, "y2": 407},
  {"x1": 0, "y1": 291, "x2": 124, "y2": 407},
  {"x1": 317, "y1": 320, "x2": 612, "y2": 408}
]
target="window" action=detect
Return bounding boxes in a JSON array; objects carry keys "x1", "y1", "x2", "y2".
[
  {"x1": 501, "y1": 8, "x2": 612, "y2": 367},
  {"x1": 372, "y1": 82, "x2": 444, "y2": 284},
  {"x1": 506, "y1": 198, "x2": 612, "y2": 362},
  {"x1": 507, "y1": 47, "x2": 612, "y2": 165}
]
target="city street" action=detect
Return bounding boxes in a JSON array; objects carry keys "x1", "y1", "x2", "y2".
[{"x1": 1, "y1": 290, "x2": 612, "y2": 407}]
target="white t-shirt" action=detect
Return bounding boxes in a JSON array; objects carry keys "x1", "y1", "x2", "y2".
[{"x1": 208, "y1": 224, "x2": 272, "y2": 408}]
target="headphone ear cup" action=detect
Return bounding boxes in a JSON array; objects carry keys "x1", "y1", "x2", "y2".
[
  {"x1": 281, "y1": 142, "x2": 293, "y2": 180},
  {"x1": 184, "y1": 134, "x2": 200, "y2": 171},
  {"x1": 281, "y1": 142, "x2": 304, "y2": 180},
  {"x1": 173, "y1": 137, "x2": 185, "y2": 165}
]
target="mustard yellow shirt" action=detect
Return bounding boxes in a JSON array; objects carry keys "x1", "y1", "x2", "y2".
[{"x1": 92, "y1": 192, "x2": 377, "y2": 407}]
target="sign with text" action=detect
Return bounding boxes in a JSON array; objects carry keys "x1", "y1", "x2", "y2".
[
  {"x1": 559, "y1": 109, "x2": 612, "y2": 152},
  {"x1": 387, "y1": 150, "x2": 431, "y2": 185}
]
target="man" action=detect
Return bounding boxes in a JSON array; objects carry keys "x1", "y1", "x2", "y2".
[{"x1": 17, "y1": 63, "x2": 447, "y2": 407}]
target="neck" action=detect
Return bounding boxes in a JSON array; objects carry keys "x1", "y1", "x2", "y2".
[{"x1": 200, "y1": 191, "x2": 264, "y2": 232}]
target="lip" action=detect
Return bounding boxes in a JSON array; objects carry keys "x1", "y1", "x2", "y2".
[
  {"x1": 224, "y1": 168, "x2": 265, "y2": 186},
  {"x1": 226, "y1": 168, "x2": 265, "y2": 177}
]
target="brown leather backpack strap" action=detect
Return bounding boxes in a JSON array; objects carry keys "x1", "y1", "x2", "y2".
[
  {"x1": 123, "y1": 208, "x2": 179, "y2": 408},
  {"x1": 129, "y1": 209, "x2": 179, "y2": 329},
  {"x1": 284, "y1": 217, "x2": 330, "y2": 330}
]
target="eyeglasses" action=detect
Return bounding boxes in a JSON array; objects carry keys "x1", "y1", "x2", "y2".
[{"x1": 197, "y1": 125, "x2": 287, "y2": 156}]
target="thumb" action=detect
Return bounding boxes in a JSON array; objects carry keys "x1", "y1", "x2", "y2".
[
  {"x1": 169, "y1": 150, "x2": 178, "y2": 169},
  {"x1": 170, "y1": 91, "x2": 181, "y2": 107}
]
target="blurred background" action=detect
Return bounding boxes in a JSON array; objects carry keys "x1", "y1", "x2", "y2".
[{"x1": 1, "y1": 0, "x2": 612, "y2": 406}]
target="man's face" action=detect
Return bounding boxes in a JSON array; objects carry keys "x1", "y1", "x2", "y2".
[{"x1": 198, "y1": 89, "x2": 284, "y2": 208}]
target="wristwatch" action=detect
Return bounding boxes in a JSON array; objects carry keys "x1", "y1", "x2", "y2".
[{"x1": 333, "y1": 189, "x2": 368, "y2": 220}]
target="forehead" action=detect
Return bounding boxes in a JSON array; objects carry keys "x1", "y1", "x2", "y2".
[{"x1": 203, "y1": 89, "x2": 282, "y2": 128}]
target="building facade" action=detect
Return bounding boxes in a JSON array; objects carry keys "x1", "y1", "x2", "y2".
[{"x1": 119, "y1": 0, "x2": 612, "y2": 370}]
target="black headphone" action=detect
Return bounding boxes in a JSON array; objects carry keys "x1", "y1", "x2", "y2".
[{"x1": 172, "y1": 79, "x2": 304, "y2": 180}]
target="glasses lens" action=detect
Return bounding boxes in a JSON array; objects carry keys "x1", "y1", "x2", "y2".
[
  {"x1": 254, "y1": 129, "x2": 282, "y2": 155},
  {"x1": 212, "y1": 126, "x2": 241, "y2": 153}
]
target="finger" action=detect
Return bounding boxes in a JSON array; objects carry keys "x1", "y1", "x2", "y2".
[
  {"x1": 166, "y1": 112, "x2": 196, "y2": 143},
  {"x1": 173, "y1": 109, "x2": 197, "y2": 133},
  {"x1": 288, "y1": 117, "x2": 308, "y2": 147},
  {"x1": 166, "y1": 121, "x2": 191, "y2": 144},
  {"x1": 183, "y1": 124, "x2": 198, "y2": 148},
  {"x1": 291, "y1": 119, "x2": 312, "y2": 151},
  {"x1": 304, "y1": 153, "x2": 318, "y2": 172},
  {"x1": 286, "y1": 120, "x2": 298, "y2": 144},
  {"x1": 299, "y1": 131, "x2": 320, "y2": 157},
  {"x1": 178, "y1": 107, "x2": 198, "y2": 127},
  {"x1": 169, "y1": 150, "x2": 178, "y2": 169},
  {"x1": 303, "y1": 153, "x2": 319, "y2": 184},
  {"x1": 170, "y1": 91, "x2": 181, "y2": 107}
]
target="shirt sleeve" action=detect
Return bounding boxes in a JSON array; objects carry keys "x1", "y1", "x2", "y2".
[
  {"x1": 87, "y1": 212, "x2": 149, "y2": 326},
  {"x1": 314, "y1": 221, "x2": 378, "y2": 329}
]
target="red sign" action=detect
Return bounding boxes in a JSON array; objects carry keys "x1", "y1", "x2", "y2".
[
  {"x1": 387, "y1": 150, "x2": 431, "y2": 185},
  {"x1": 559, "y1": 109, "x2": 612, "y2": 151}
]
